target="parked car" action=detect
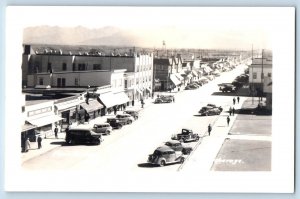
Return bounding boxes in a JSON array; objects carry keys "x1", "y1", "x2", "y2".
[
  {"x1": 185, "y1": 84, "x2": 198, "y2": 90},
  {"x1": 164, "y1": 140, "x2": 193, "y2": 155},
  {"x1": 65, "y1": 127, "x2": 103, "y2": 145},
  {"x1": 218, "y1": 83, "x2": 236, "y2": 92},
  {"x1": 106, "y1": 118, "x2": 125, "y2": 129},
  {"x1": 188, "y1": 83, "x2": 200, "y2": 88},
  {"x1": 154, "y1": 97, "x2": 172, "y2": 104},
  {"x1": 123, "y1": 110, "x2": 139, "y2": 120},
  {"x1": 171, "y1": 128, "x2": 200, "y2": 143},
  {"x1": 160, "y1": 95, "x2": 175, "y2": 102},
  {"x1": 206, "y1": 75, "x2": 215, "y2": 81},
  {"x1": 92, "y1": 123, "x2": 112, "y2": 135},
  {"x1": 147, "y1": 146, "x2": 185, "y2": 167},
  {"x1": 115, "y1": 113, "x2": 134, "y2": 124},
  {"x1": 198, "y1": 105, "x2": 222, "y2": 116},
  {"x1": 199, "y1": 78, "x2": 209, "y2": 84}
]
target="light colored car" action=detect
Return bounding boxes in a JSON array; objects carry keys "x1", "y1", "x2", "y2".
[
  {"x1": 92, "y1": 123, "x2": 112, "y2": 135},
  {"x1": 147, "y1": 146, "x2": 185, "y2": 167},
  {"x1": 123, "y1": 110, "x2": 139, "y2": 120},
  {"x1": 115, "y1": 113, "x2": 135, "y2": 124}
]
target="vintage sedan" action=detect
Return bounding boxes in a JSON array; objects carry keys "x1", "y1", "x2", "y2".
[
  {"x1": 164, "y1": 140, "x2": 193, "y2": 155},
  {"x1": 199, "y1": 105, "x2": 222, "y2": 116},
  {"x1": 92, "y1": 123, "x2": 112, "y2": 135},
  {"x1": 123, "y1": 110, "x2": 139, "y2": 120},
  {"x1": 148, "y1": 146, "x2": 185, "y2": 167},
  {"x1": 154, "y1": 97, "x2": 172, "y2": 104}
]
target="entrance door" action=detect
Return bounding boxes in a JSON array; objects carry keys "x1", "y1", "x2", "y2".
[{"x1": 57, "y1": 78, "x2": 61, "y2": 87}]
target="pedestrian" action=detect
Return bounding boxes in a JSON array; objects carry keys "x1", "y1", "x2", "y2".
[
  {"x1": 54, "y1": 125, "x2": 58, "y2": 138},
  {"x1": 229, "y1": 107, "x2": 232, "y2": 116},
  {"x1": 233, "y1": 97, "x2": 236, "y2": 105},
  {"x1": 208, "y1": 124, "x2": 212, "y2": 136},
  {"x1": 173, "y1": 97, "x2": 175, "y2": 103},
  {"x1": 113, "y1": 106, "x2": 117, "y2": 115},
  {"x1": 141, "y1": 99, "x2": 144, "y2": 108},
  {"x1": 237, "y1": 96, "x2": 240, "y2": 104},
  {"x1": 37, "y1": 135, "x2": 42, "y2": 149},
  {"x1": 25, "y1": 138, "x2": 30, "y2": 152},
  {"x1": 232, "y1": 107, "x2": 235, "y2": 116},
  {"x1": 227, "y1": 116, "x2": 230, "y2": 126}
]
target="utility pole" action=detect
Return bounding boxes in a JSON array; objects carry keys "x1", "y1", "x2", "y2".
[
  {"x1": 251, "y1": 44, "x2": 254, "y2": 104},
  {"x1": 260, "y1": 49, "x2": 264, "y2": 102}
]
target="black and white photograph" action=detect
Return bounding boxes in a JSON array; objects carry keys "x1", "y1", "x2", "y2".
[{"x1": 4, "y1": 6, "x2": 295, "y2": 192}]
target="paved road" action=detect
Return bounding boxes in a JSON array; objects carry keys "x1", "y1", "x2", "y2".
[{"x1": 22, "y1": 64, "x2": 247, "y2": 173}]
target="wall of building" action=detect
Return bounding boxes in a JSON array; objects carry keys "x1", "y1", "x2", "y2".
[{"x1": 27, "y1": 71, "x2": 111, "y2": 87}]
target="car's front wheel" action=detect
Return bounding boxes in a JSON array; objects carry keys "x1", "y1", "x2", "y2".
[
  {"x1": 180, "y1": 157, "x2": 185, "y2": 164},
  {"x1": 160, "y1": 160, "x2": 166, "y2": 167}
]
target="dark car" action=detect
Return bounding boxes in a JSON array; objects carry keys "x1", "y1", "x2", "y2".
[
  {"x1": 164, "y1": 140, "x2": 193, "y2": 155},
  {"x1": 123, "y1": 110, "x2": 139, "y2": 120},
  {"x1": 106, "y1": 118, "x2": 125, "y2": 129},
  {"x1": 171, "y1": 128, "x2": 200, "y2": 143},
  {"x1": 154, "y1": 98, "x2": 172, "y2": 104},
  {"x1": 218, "y1": 83, "x2": 236, "y2": 92},
  {"x1": 199, "y1": 104, "x2": 223, "y2": 116},
  {"x1": 65, "y1": 127, "x2": 102, "y2": 145},
  {"x1": 115, "y1": 114, "x2": 134, "y2": 124}
]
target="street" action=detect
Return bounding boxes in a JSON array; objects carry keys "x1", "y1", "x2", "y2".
[{"x1": 22, "y1": 65, "x2": 247, "y2": 172}]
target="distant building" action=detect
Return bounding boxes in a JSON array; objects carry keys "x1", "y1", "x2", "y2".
[{"x1": 249, "y1": 50, "x2": 272, "y2": 109}]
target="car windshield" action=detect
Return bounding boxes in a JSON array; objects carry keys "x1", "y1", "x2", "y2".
[
  {"x1": 153, "y1": 150, "x2": 162, "y2": 156},
  {"x1": 165, "y1": 142, "x2": 172, "y2": 147}
]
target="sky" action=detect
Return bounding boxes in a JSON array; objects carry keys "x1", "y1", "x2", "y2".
[{"x1": 7, "y1": 6, "x2": 278, "y2": 50}]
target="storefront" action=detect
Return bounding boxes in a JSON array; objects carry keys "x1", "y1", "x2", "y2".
[
  {"x1": 54, "y1": 96, "x2": 80, "y2": 130},
  {"x1": 26, "y1": 114, "x2": 63, "y2": 139},
  {"x1": 114, "y1": 92, "x2": 130, "y2": 109},
  {"x1": 79, "y1": 100, "x2": 104, "y2": 122},
  {"x1": 98, "y1": 92, "x2": 118, "y2": 115}
]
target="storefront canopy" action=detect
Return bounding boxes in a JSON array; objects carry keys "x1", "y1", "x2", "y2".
[
  {"x1": 175, "y1": 73, "x2": 184, "y2": 81},
  {"x1": 27, "y1": 115, "x2": 63, "y2": 127},
  {"x1": 114, "y1": 92, "x2": 129, "y2": 105},
  {"x1": 99, "y1": 92, "x2": 117, "y2": 108},
  {"x1": 170, "y1": 74, "x2": 181, "y2": 86},
  {"x1": 22, "y1": 123, "x2": 37, "y2": 132},
  {"x1": 191, "y1": 70, "x2": 198, "y2": 77},
  {"x1": 80, "y1": 100, "x2": 103, "y2": 113}
]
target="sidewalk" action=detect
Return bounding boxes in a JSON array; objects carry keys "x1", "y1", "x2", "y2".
[
  {"x1": 180, "y1": 96, "x2": 247, "y2": 171},
  {"x1": 181, "y1": 96, "x2": 272, "y2": 171}
]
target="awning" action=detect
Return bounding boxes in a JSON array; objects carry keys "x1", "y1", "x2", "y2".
[
  {"x1": 191, "y1": 70, "x2": 198, "y2": 77},
  {"x1": 55, "y1": 100, "x2": 79, "y2": 112},
  {"x1": 27, "y1": 115, "x2": 63, "y2": 127},
  {"x1": 203, "y1": 66, "x2": 212, "y2": 73},
  {"x1": 22, "y1": 123, "x2": 37, "y2": 132},
  {"x1": 170, "y1": 74, "x2": 181, "y2": 86},
  {"x1": 114, "y1": 92, "x2": 129, "y2": 105},
  {"x1": 136, "y1": 88, "x2": 143, "y2": 96},
  {"x1": 99, "y1": 92, "x2": 118, "y2": 108},
  {"x1": 80, "y1": 100, "x2": 103, "y2": 113},
  {"x1": 175, "y1": 73, "x2": 184, "y2": 81},
  {"x1": 146, "y1": 87, "x2": 151, "y2": 93}
]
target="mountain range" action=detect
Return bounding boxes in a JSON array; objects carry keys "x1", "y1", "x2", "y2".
[{"x1": 23, "y1": 26, "x2": 144, "y2": 47}]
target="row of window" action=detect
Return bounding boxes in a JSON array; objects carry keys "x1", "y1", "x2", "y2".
[
  {"x1": 136, "y1": 76, "x2": 152, "y2": 84},
  {"x1": 252, "y1": 72, "x2": 272, "y2": 79},
  {"x1": 45, "y1": 62, "x2": 102, "y2": 72},
  {"x1": 136, "y1": 65, "x2": 152, "y2": 72}
]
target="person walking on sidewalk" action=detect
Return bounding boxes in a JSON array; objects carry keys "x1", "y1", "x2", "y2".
[
  {"x1": 208, "y1": 124, "x2": 212, "y2": 136},
  {"x1": 141, "y1": 99, "x2": 145, "y2": 108},
  {"x1": 237, "y1": 96, "x2": 240, "y2": 104},
  {"x1": 232, "y1": 107, "x2": 235, "y2": 116},
  {"x1": 37, "y1": 135, "x2": 42, "y2": 149},
  {"x1": 233, "y1": 97, "x2": 236, "y2": 105},
  {"x1": 25, "y1": 138, "x2": 30, "y2": 152},
  {"x1": 54, "y1": 125, "x2": 58, "y2": 138},
  {"x1": 173, "y1": 97, "x2": 175, "y2": 103},
  {"x1": 227, "y1": 116, "x2": 230, "y2": 126},
  {"x1": 229, "y1": 107, "x2": 232, "y2": 116}
]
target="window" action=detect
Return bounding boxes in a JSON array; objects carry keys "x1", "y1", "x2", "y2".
[
  {"x1": 47, "y1": 63, "x2": 52, "y2": 73},
  {"x1": 93, "y1": 64, "x2": 101, "y2": 70},
  {"x1": 78, "y1": 64, "x2": 86, "y2": 71},
  {"x1": 268, "y1": 73, "x2": 272, "y2": 77},
  {"x1": 62, "y1": 63, "x2": 67, "y2": 71},
  {"x1": 261, "y1": 72, "x2": 264, "y2": 79},
  {"x1": 39, "y1": 77, "x2": 43, "y2": 85},
  {"x1": 22, "y1": 106, "x2": 25, "y2": 113},
  {"x1": 72, "y1": 63, "x2": 76, "y2": 71},
  {"x1": 253, "y1": 72, "x2": 257, "y2": 79},
  {"x1": 125, "y1": 80, "x2": 128, "y2": 89},
  {"x1": 75, "y1": 78, "x2": 79, "y2": 86}
]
